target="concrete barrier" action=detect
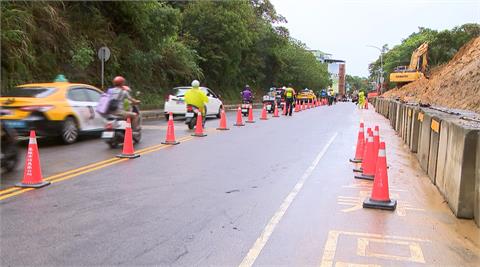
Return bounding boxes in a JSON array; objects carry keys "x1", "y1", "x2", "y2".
[
  {"x1": 416, "y1": 110, "x2": 432, "y2": 173},
  {"x1": 476, "y1": 131, "x2": 480, "y2": 226},
  {"x1": 427, "y1": 116, "x2": 441, "y2": 183},
  {"x1": 410, "y1": 107, "x2": 421, "y2": 153},
  {"x1": 374, "y1": 99, "x2": 480, "y2": 225},
  {"x1": 441, "y1": 120, "x2": 479, "y2": 219}
]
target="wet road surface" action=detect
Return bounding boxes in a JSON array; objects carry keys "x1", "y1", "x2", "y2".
[{"x1": 1, "y1": 103, "x2": 479, "y2": 266}]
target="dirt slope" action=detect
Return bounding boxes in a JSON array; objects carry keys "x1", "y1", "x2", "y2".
[{"x1": 383, "y1": 37, "x2": 480, "y2": 114}]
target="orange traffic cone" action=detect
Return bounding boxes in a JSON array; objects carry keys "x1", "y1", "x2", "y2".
[
  {"x1": 295, "y1": 101, "x2": 300, "y2": 112},
  {"x1": 117, "y1": 118, "x2": 140, "y2": 158},
  {"x1": 354, "y1": 131, "x2": 375, "y2": 180},
  {"x1": 217, "y1": 109, "x2": 230, "y2": 130},
  {"x1": 365, "y1": 100, "x2": 369, "y2": 109},
  {"x1": 349, "y1": 123, "x2": 365, "y2": 163},
  {"x1": 192, "y1": 112, "x2": 207, "y2": 137},
  {"x1": 373, "y1": 125, "x2": 380, "y2": 158},
  {"x1": 16, "y1": 131, "x2": 50, "y2": 188},
  {"x1": 283, "y1": 103, "x2": 288, "y2": 115},
  {"x1": 260, "y1": 105, "x2": 268, "y2": 120},
  {"x1": 363, "y1": 142, "x2": 397, "y2": 210},
  {"x1": 246, "y1": 104, "x2": 255, "y2": 123},
  {"x1": 353, "y1": 127, "x2": 372, "y2": 172},
  {"x1": 273, "y1": 103, "x2": 280, "y2": 117},
  {"x1": 162, "y1": 112, "x2": 180, "y2": 144},
  {"x1": 234, "y1": 107, "x2": 245, "y2": 126}
]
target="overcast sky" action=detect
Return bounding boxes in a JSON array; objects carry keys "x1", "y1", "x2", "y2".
[{"x1": 270, "y1": 0, "x2": 480, "y2": 77}]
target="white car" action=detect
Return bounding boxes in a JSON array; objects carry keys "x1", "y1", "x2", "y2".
[{"x1": 164, "y1": 86, "x2": 223, "y2": 120}]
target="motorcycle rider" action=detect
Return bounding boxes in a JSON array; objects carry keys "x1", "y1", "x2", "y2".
[
  {"x1": 284, "y1": 84, "x2": 296, "y2": 116},
  {"x1": 241, "y1": 85, "x2": 253, "y2": 103},
  {"x1": 185, "y1": 80, "x2": 209, "y2": 117},
  {"x1": 108, "y1": 76, "x2": 141, "y2": 131}
]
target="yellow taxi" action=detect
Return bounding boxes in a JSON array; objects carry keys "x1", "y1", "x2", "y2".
[
  {"x1": 296, "y1": 88, "x2": 317, "y2": 103},
  {"x1": 0, "y1": 77, "x2": 104, "y2": 144}
]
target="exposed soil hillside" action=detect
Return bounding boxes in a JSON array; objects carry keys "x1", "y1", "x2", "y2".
[{"x1": 383, "y1": 37, "x2": 480, "y2": 114}]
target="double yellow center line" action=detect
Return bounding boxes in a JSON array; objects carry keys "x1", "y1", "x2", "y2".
[{"x1": 0, "y1": 135, "x2": 195, "y2": 201}]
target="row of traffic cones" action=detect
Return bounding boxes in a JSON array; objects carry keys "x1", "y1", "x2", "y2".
[
  {"x1": 17, "y1": 101, "x2": 322, "y2": 190},
  {"x1": 350, "y1": 122, "x2": 397, "y2": 210}
]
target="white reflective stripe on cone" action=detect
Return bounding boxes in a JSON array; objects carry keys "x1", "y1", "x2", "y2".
[
  {"x1": 378, "y1": 149, "x2": 386, "y2": 157},
  {"x1": 368, "y1": 136, "x2": 374, "y2": 142},
  {"x1": 29, "y1": 138, "x2": 37, "y2": 144}
]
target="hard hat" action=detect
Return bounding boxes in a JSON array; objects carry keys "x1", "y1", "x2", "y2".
[
  {"x1": 191, "y1": 80, "x2": 200, "y2": 88},
  {"x1": 113, "y1": 76, "x2": 126, "y2": 86}
]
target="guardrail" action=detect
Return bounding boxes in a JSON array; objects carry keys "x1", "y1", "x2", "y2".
[{"x1": 373, "y1": 97, "x2": 480, "y2": 227}]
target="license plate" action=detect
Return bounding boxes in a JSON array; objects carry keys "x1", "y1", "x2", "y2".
[
  {"x1": 241, "y1": 109, "x2": 248, "y2": 113},
  {"x1": 101, "y1": 131, "x2": 114, "y2": 138},
  {"x1": 185, "y1": 112, "x2": 194, "y2": 118},
  {"x1": 4, "y1": 120, "x2": 25, "y2": 128}
]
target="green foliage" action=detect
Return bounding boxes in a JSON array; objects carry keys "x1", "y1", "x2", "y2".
[
  {"x1": 346, "y1": 75, "x2": 368, "y2": 93},
  {"x1": 369, "y1": 24, "x2": 480, "y2": 89},
  {"x1": 1, "y1": 0, "x2": 330, "y2": 104}
]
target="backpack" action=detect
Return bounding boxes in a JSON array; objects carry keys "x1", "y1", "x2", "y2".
[{"x1": 95, "y1": 88, "x2": 121, "y2": 116}]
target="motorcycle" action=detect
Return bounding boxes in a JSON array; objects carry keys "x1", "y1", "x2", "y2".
[
  {"x1": 185, "y1": 104, "x2": 206, "y2": 130},
  {"x1": 102, "y1": 104, "x2": 142, "y2": 149},
  {"x1": 241, "y1": 100, "x2": 252, "y2": 117},
  {"x1": 1, "y1": 111, "x2": 19, "y2": 173},
  {"x1": 262, "y1": 95, "x2": 275, "y2": 113}
]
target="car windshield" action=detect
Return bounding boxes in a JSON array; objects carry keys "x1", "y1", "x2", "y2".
[
  {"x1": 172, "y1": 87, "x2": 189, "y2": 97},
  {"x1": 1, "y1": 87, "x2": 56, "y2": 98}
]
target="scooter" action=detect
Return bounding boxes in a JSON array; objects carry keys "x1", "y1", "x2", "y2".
[
  {"x1": 262, "y1": 96, "x2": 276, "y2": 113},
  {"x1": 102, "y1": 104, "x2": 142, "y2": 149},
  {"x1": 241, "y1": 100, "x2": 252, "y2": 117},
  {"x1": 1, "y1": 111, "x2": 19, "y2": 173},
  {"x1": 185, "y1": 104, "x2": 205, "y2": 130}
]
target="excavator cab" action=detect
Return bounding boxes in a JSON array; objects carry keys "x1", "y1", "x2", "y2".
[{"x1": 389, "y1": 42, "x2": 428, "y2": 86}]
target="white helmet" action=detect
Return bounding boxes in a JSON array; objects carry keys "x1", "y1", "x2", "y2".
[{"x1": 191, "y1": 80, "x2": 200, "y2": 88}]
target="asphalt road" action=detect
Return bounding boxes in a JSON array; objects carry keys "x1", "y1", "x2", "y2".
[{"x1": 1, "y1": 103, "x2": 479, "y2": 266}]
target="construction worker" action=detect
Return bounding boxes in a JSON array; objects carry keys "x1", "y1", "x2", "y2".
[
  {"x1": 358, "y1": 91, "x2": 365, "y2": 109},
  {"x1": 284, "y1": 84, "x2": 296, "y2": 116},
  {"x1": 185, "y1": 80, "x2": 209, "y2": 117}
]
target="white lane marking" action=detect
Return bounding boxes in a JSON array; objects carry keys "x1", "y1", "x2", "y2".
[{"x1": 239, "y1": 132, "x2": 338, "y2": 267}]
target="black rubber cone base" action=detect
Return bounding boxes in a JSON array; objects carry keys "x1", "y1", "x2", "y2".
[
  {"x1": 234, "y1": 123, "x2": 245, "y2": 126},
  {"x1": 349, "y1": 158, "x2": 362, "y2": 163},
  {"x1": 246, "y1": 120, "x2": 255, "y2": 123},
  {"x1": 353, "y1": 167, "x2": 363, "y2": 173},
  {"x1": 192, "y1": 133, "x2": 207, "y2": 137},
  {"x1": 363, "y1": 198, "x2": 397, "y2": 211},
  {"x1": 16, "y1": 181, "x2": 51, "y2": 188},
  {"x1": 116, "y1": 153, "x2": 140, "y2": 159},
  {"x1": 260, "y1": 118, "x2": 268, "y2": 120},
  {"x1": 162, "y1": 141, "x2": 180, "y2": 145},
  {"x1": 354, "y1": 173, "x2": 374, "y2": 180},
  {"x1": 273, "y1": 115, "x2": 279, "y2": 117},
  {"x1": 217, "y1": 127, "x2": 230, "y2": 130}
]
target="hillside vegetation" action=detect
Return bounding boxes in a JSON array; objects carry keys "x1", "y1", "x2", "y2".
[{"x1": 1, "y1": 1, "x2": 331, "y2": 106}]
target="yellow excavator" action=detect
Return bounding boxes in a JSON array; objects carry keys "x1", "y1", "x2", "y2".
[{"x1": 389, "y1": 42, "x2": 428, "y2": 86}]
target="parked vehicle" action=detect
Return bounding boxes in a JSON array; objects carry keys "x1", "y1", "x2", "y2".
[
  {"x1": 164, "y1": 86, "x2": 223, "y2": 120},
  {"x1": 275, "y1": 88, "x2": 286, "y2": 110},
  {"x1": 1, "y1": 110, "x2": 19, "y2": 173},
  {"x1": 101, "y1": 104, "x2": 142, "y2": 149},
  {"x1": 297, "y1": 88, "x2": 316, "y2": 104},
  {"x1": 0, "y1": 82, "x2": 104, "y2": 144},
  {"x1": 185, "y1": 104, "x2": 205, "y2": 130}
]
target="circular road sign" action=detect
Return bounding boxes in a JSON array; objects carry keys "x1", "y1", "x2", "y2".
[{"x1": 98, "y1": 46, "x2": 111, "y2": 62}]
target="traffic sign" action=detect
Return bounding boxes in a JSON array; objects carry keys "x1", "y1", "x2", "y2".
[{"x1": 97, "y1": 46, "x2": 111, "y2": 62}]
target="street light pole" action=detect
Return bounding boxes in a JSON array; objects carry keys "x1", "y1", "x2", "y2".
[{"x1": 367, "y1": 45, "x2": 384, "y2": 93}]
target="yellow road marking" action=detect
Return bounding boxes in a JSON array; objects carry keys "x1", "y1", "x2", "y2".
[
  {"x1": 319, "y1": 230, "x2": 430, "y2": 267},
  {"x1": 239, "y1": 133, "x2": 338, "y2": 267},
  {"x1": 0, "y1": 135, "x2": 196, "y2": 201}
]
